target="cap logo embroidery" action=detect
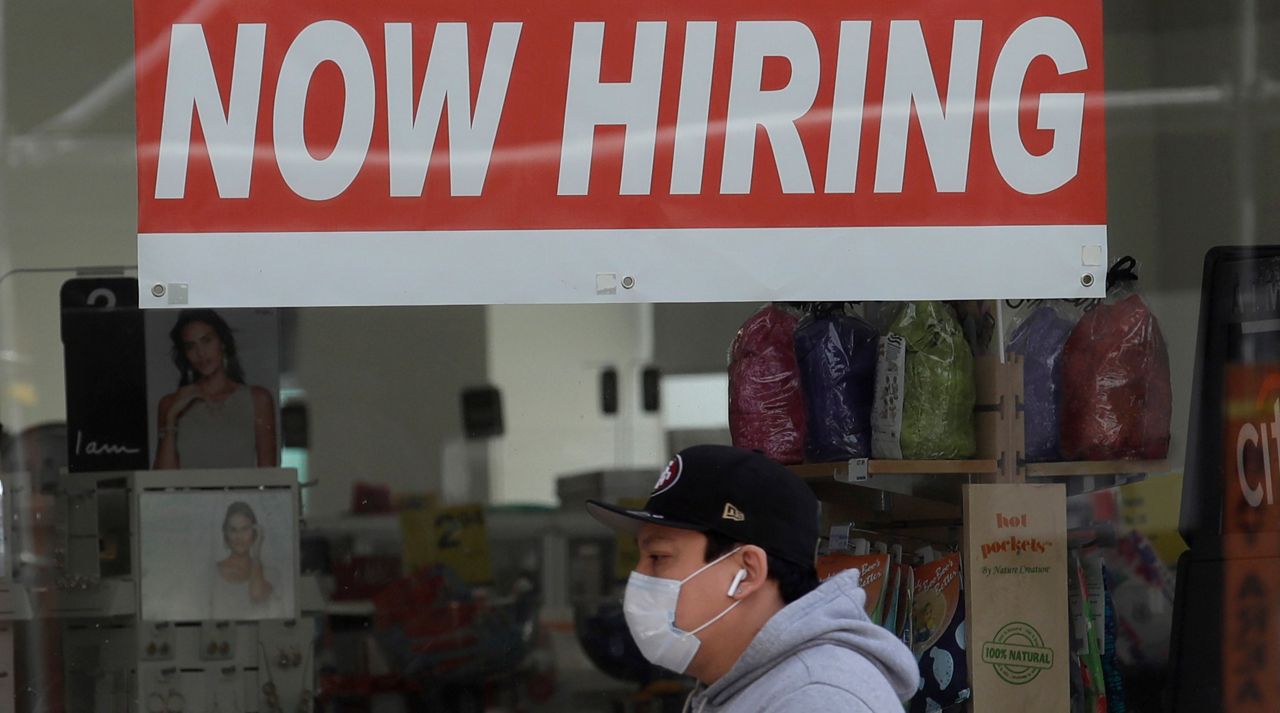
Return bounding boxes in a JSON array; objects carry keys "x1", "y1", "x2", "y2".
[
  {"x1": 722, "y1": 503, "x2": 745, "y2": 522},
  {"x1": 652, "y1": 455, "x2": 683, "y2": 495}
]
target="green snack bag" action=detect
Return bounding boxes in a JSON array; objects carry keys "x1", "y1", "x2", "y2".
[{"x1": 887, "y1": 302, "x2": 977, "y2": 459}]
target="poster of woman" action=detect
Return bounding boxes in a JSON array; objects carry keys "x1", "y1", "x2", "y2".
[
  {"x1": 139, "y1": 489, "x2": 296, "y2": 621},
  {"x1": 212, "y1": 500, "x2": 288, "y2": 619},
  {"x1": 145, "y1": 308, "x2": 280, "y2": 470}
]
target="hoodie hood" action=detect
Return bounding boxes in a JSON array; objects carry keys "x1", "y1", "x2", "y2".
[{"x1": 701, "y1": 569, "x2": 918, "y2": 707}]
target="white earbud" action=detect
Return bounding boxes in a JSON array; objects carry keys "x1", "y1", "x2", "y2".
[{"x1": 727, "y1": 569, "x2": 748, "y2": 597}]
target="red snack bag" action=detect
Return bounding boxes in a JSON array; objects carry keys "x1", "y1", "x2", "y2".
[
  {"x1": 1060, "y1": 258, "x2": 1171, "y2": 460},
  {"x1": 728, "y1": 304, "x2": 807, "y2": 464}
]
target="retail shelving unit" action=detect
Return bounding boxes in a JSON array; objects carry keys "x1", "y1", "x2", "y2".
[
  {"x1": 1025, "y1": 460, "x2": 1168, "y2": 478},
  {"x1": 788, "y1": 355, "x2": 1173, "y2": 713}
]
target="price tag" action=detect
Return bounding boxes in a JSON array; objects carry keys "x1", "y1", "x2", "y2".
[
  {"x1": 397, "y1": 494, "x2": 441, "y2": 573},
  {"x1": 432, "y1": 504, "x2": 493, "y2": 585}
]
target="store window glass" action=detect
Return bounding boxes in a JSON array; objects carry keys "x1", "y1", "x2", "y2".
[{"x1": 1, "y1": 1, "x2": 1279, "y2": 712}]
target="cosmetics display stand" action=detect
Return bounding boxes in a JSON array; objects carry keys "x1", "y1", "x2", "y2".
[{"x1": 1, "y1": 467, "x2": 317, "y2": 713}]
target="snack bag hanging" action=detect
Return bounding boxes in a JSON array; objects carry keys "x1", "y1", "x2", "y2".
[
  {"x1": 794, "y1": 305, "x2": 879, "y2": 462},
  {"x1": 1101, "y1": 564, "x2": 1128, "y2": 713},
  {"x1": 909, "y1": 553, "x2": 970, "y2": 713},
  {"x1": 728, "y1": 304, "x2": 806, "y2": 464},
  {"x1": 882, "y1": 565, "x2": 903, "y2": 635},
  {"x1": 1060, "y1": 258, "x2": 1171, "y2": 461},
  {"x1": 817, "y1": 552, "x2": 893, "y2": 623},
  {"x1": 871, "y1": 330, "x2": 908, "y2": 460},
  {"x1": 896, "y1": 565, "x2": 915, "y2": 648},
  {"x1": 889, "y1": 302, "x2": 977, "y2": 459},
  {"x1": 1070, "y1": 553, "x2": 1109, "y2": 713},
  {"x1": 1006, "y1": 304, "x2": 1077, "y2": 462}
]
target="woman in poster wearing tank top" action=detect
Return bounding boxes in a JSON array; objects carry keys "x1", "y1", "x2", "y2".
[{"x1": 153, "y1": 309, "x2": 278, "y2": 469}]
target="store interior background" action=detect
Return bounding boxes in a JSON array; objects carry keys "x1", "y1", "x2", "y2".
[
  {"x1": 3, "y1": 1, "x2": 1278, "y2": 513},
  {"x1": 0, "y1": 5, "x2": 1278, "y2": 708}
]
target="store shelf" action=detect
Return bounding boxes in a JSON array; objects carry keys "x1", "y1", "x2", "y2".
[
  {"x1": 789, "y1": 459, "x2": 998, "y2": 506},
  {"x1": 305, "y1": 508, "x2": 605, "y2": 540},
  {"x1": 1024, "y1": 460, "x2": 1169, "y2": 478},
  {"x1": 790, "y1": 459, "x2": 999, "y2": 479},
  {"x1": 325, "y1": 599, "x2": 378, "y2": 617},
  {"x1": 0, "y1": 579, "x2": 138, "y2": 621},
  {"x1": 1022, "y1": 460, "x2": 1169, "y2": 499}
]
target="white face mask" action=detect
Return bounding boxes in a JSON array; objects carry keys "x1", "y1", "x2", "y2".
[{"x1": 623, "y1": 547, "x2": 745, "y2": 673}]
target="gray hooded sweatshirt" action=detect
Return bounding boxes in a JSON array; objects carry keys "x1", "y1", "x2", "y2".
[{"x1": 683, "y1": 569, "x2": 918, "y2": 713}]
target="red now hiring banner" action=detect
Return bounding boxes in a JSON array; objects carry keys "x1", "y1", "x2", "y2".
[{"x1": 133, "y1": 0, "x2": 1106, "y2": 307}]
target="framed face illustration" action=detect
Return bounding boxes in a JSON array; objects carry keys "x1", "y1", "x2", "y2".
[{"x1": 138, "y1": 488, "x2": 296, "y2": 621}]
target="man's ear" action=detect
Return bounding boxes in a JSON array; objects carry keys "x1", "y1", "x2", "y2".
[{"x1": 730, "y1": 545, "x2": 770, "y2": 599}]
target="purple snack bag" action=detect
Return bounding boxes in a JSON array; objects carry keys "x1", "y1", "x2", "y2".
[
  {"x1": 795, "y1": 308, "x2": 879, "y2": 462},
  {"x1": 1007, "y1": 305, "x2": 1075, "y2": 462}
]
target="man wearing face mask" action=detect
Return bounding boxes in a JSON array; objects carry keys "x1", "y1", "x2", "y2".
[{"x1": 587, "y1": 445, "x2": 917, "y2": 712}]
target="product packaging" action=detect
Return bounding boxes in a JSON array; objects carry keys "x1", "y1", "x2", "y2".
[
  {"x1": 896, "y1": 564, "x2": 915, "y2": 648},
  {"x1": 816, "y1": 552, "x2": 892, "y2": 623},
  {"x1": 1069, "y1": 552, "x2": 1108, "y2": 713},
  {"x1": 863, "y1": 302, "x2": 904, "y2": 334},
  {"x1": 871, "y1": 332, "x2": 908, "y2": 459},
  {"x1": 794, "y1": 304, "x2": 879, "y2": 462},
  {"x1": 728, "y1": 304, "x2": 807, "y2": 464},
  {"x1": 1006, "y1": 303, "x2": 1078, "y2": 462},
  {"x1": 1101, "y1": 564, "x2": 1127, "y2": 713},
  {"x1": 1103, "y1": 529, "x2": 1177, "y2": 668},
  {"x1": 1070, "y1": 650, "x2": 1087, "y2": 713},
  {"x1": 1060, "y1": 258, "x2": 1172, "y2": 460},
  {"x1": 909, "y1": 553, "x2": 970, "y2": 713},
  {"x1": 882, "y1": 564, "x2": 903, "y2": 634},
  {"x1": 1068, "y1": 565, "x2": 1085, "y2": 711},
  {"x1": 878, "y1": 302, "x2": 977, "y2": 460},
  {"x1": 1084, "y1": 556, "x2": 1107, "y2": 656},
  {"x1": 951, "y1": 300, "x2": 1000, "y2": 357}
]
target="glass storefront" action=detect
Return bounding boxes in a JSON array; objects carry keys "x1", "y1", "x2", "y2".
[{"x1": 1, "y1": 1, "x2": 1278, "y2": 712}]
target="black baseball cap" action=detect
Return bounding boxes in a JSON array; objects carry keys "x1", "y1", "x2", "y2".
[{"x1": 586, "y1": 445, "x2": 819, "y2": 568}]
